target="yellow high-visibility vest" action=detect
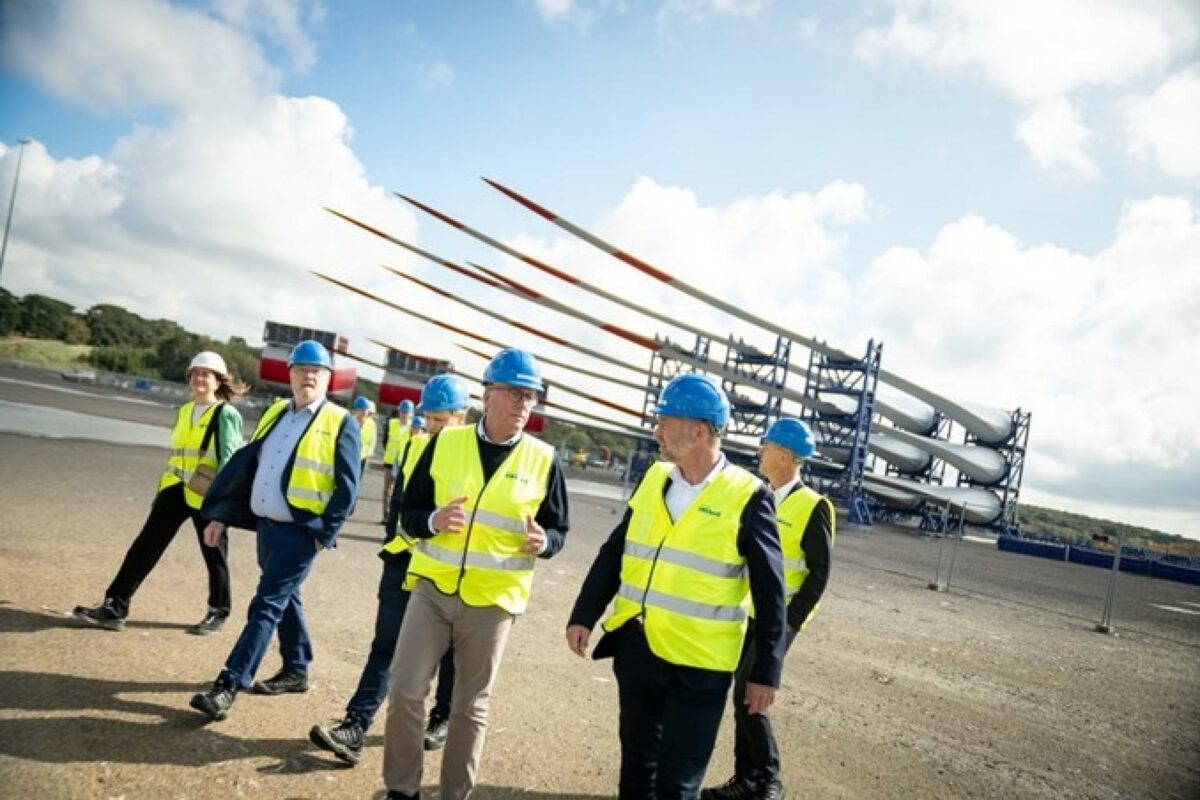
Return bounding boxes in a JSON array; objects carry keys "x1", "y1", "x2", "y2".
[
  {"x1": 359, "y1": 416, "x2": 377, "y2": 461},
  {"x1": 158, "y1": 401, "x2": 221, "y2": 510},
  {"x1": 777, "y1": 485, "x2": 835, "y2": 628},
  {"x1": 380, "y1": 433, "x2": 432, "y2": 556},
  {"x1": 383, "y1": 418, "x2": 410, "y2": 466},
  {"x1": 254, "y1": 399, "x2": 348, "y2": 516},
  {"x1": 404, "y1": 426, "x2": 555, "y2": 615},
  {"x1": 603, "y1": 461, "x2": 764, "y2": 672}
]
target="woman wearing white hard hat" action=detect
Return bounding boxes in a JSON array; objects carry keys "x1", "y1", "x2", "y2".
[{"x1": 73, "y1": 350, "x2": 246, "y2": 635}]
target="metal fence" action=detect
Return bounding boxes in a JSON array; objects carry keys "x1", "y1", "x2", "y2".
[{"x1": 838, "y1": 503, "x2": 1200, "y2": 649}]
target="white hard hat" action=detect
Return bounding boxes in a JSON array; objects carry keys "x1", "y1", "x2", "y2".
[{"x1": 188, "y1": 351, "x2": 228, "y2": 377}]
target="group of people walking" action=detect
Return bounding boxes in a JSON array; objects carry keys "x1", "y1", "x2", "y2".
[{"x1": 72, "y1": 339, "x2": 833, "y2": 800}]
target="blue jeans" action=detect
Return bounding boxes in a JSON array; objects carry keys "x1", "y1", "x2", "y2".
[
  {"x1": 218, "y1": 521, "x2": 318, "y2": 690},
  {"x1": 345, "y1": 556, "x2": 455, "y2": 730},
  {"x1": 612, "y1": 624, "x2": 732, "y2": 800}
]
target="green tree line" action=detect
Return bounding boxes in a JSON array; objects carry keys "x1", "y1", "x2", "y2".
[{"x1": 0, "y1": 287, "x2": 264, "y2": 389}]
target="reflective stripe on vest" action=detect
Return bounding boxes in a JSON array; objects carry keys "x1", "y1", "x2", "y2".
[
  {"x1": 403, "y1": 425, "x2": 555, "y2": 615},
  {"x1": 158, "y1": 401, "x2": 220, "y2": 510},
  {"x1": 381, "y1": 434, "x2": 433, "y2": 556},
  {"x1": 602, "y1": 460, "x2": 762, "y2": 672},
  {"x1": 253, "y1": 399, "x2": 348, "y2": 516},
  {"x1": 383, "y1": 419, "x2": 410, "y2": 466},
  {"x1": 777, "y1": 486, "x2": 835, "y2": 623}
]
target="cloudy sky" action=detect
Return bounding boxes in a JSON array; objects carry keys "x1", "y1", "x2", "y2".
[{"x1": 1, "y1": 0, "x2": 1197, "y2": 536}]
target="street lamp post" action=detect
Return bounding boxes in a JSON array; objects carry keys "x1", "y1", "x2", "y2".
[{"x1": 0, "y1": 137, "x2": 33, "y2": 286}]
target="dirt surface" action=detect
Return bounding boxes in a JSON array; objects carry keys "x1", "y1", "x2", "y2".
[{"x1": 1, "y1": 378, "x2": 1199, "y2": 799}]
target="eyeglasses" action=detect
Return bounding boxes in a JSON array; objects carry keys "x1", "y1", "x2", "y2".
[{"x1": 501, "y1": 387, "x2": 540, "y2": 405}]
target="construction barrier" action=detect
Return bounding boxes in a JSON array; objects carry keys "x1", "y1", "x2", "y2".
[{"x1": 998, "y1": 537, "x2": 1200, "y2": 587}]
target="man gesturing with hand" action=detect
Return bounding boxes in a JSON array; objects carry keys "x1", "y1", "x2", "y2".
[
  {"x1": 381, "y1": 350, "x2": 569, "y2": 800},
  {"x1": 566, "y1": 374, "x2": 786, "y2": 800}
]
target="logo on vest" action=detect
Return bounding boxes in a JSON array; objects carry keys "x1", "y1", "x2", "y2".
[
  {"x1": 504, "y1": 471, "x2": 530, "y2": 485},
  {"x1": 697, "y1": 505, "x2": 722, "y2": 518}
]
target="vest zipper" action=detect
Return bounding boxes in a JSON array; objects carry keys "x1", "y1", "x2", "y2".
[{"x1": 453, "y1": 444, "x2": 522, "y2": 596}]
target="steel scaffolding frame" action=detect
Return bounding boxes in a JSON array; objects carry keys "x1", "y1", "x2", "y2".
[{"x1": 801, "y1": 340, "x2": 882, "y2": 526}]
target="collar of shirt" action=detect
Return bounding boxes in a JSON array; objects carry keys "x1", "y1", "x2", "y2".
[
  {"x1": 664, "y1": 455, "x2": 726, "y2": 523},
  {"x1": 669, "y1": 454, "x2": 726, "y2": 492},
  {"x1": 290, "y1": 395, "x2": 325, "y2": 415},
  {"x1": 773, "y1": 476, "x2": 801, "y2": 506},
  {"x1": 476, "y1": 419, "x2": 521, "y2": 446}
]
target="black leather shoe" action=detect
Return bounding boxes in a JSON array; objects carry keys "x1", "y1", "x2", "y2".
[
  {"x1": 309, "y1": 718, "x2": 365, "y2": 766},
  {"x1": 700, "y1": 774, "x2": 758, "y2": 800},
  {"x1": 758, "y1": 778, "x2": 786, "y2": 800},
  {"x1": 73, "y1": 600, "x2": 126, "y2": 631},
  {"x1": 423, "y1": 711, "x2": 449, "y2": 751},
  {"x1": 189, "y1": 682, "x2": 236, "y2": 720},
  {"x1": 386, "y1": 792, "x2": 420, "y2": 800},
  {"x1": 188, "y1": 608, "x2": 227, "y2": 636},
  {"x1": 252, "y1": 668, "x2": 309, "y2": 695}
]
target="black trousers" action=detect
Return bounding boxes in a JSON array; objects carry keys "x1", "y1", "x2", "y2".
[
  {"x1": 612, "y1": 623, "x2": 732, "y2": 800},
  {"x1": 732, "y1": 625, "x2": 798, "y2": 781},
  {"x1": 105, "y1": 482, "x2": 231, "y2": 617}
]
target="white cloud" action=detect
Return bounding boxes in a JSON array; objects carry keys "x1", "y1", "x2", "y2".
[
  {"x1": 855, "y1": 0, "x2": 1200, "y2": 177},
  {"x1": 1123, "y1": 69, "x2": 1200, "y2": 180},
  {"x1": 855, "y1": 0, "x2": 1198, "y2": 103},
  {"x1": 210, "y1": 0, "x2": 324, "y2": 72},
  {"x1": 659, "y1": 0, "x2": 772, "y2": 25},
  {"x1": 1015, "y1": 98, "x2": 1098, "y2": 178},
  {"x1": 854, "y1": 196, "x2": 1200, "y2": 531},
  {"x1": 0, "y1": 0, "x2": 279, "y2": 114},
  {"x1": 531, "y1": 0, "x2": 577, "y2": 22},
  {"x1": 420, "y1": 59, "x2": 455, "y2": 90},
  {"x1": 0, "y1": 0, "x2": 427, "y2": 370}
]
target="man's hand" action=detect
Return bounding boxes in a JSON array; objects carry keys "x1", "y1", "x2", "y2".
[
  {"x1": 522, "y1": 515, "x2": 547, "y2": 554},
  {"x1": 202, "y1": 521, "x2": 227, "y2": 548},
  {"x1": 565, "y1": 624, "x2": 591, "y2": 657},
  {"x1": 432, "y1": 496, "x2": 469, "y2": 533},
  {"x1": 744, "y1": 682, "x2": 777, "y2": 715}
]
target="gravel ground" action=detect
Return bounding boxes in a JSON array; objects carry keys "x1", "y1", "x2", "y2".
[{"x1": 1, "y1": 377, "x2": 1198, "y2": 799}]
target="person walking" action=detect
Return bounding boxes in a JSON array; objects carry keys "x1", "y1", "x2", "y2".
[
  {"x1": 566, "y1": 373, "x2": 788, "y2": 800},
  {"x1": 381, "y1": 349, "x2": 570, "y2": 800},
  {"x1": 700, "y1": 418, "x2": 834, "y2": 800},
  {"x1": 354, "y1": 395, "x2": 378, "y2": 473},
  {"x1": 382, "y1": 399, "x2": 414, "y2": 523},
  {"x1": 188, "y1": 339, "x2": 360, "y2": 721},
  {"x1": 309, "y1": 374, "x2": 469, "y2": 766},
  {"x1": 73, "y1": 351, "x2": 245, "y2": 635}
]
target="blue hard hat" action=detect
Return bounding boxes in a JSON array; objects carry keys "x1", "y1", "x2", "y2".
[
  {"x1": 353, "y1": 395, "x2": 370, "y2": 410},
  {"x1": 763, "y1": 417, "x2": 816, "y2": 459},
  {"x1": 655, "y1": 374, "x2": 730, "y2": 428},
  {"x1": 288, "y1": 339, "x2": 332, "y2": 370},
  {"x1": 482, "y1": 348, "x2": 544, "y2": 393},
  {"x1": 398, "y1": 399, "x2": 415, "y2": 413},
  {"x1": 411, "y1": 415, "x2": 426, "y2": 430},
  {"x1": 419, "y1": 374, "x2": 470, "y2": 413}
]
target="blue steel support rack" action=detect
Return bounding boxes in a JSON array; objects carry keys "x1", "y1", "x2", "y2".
[{"x1": 801, "y1": 340, "x2": 882, "y2": 526}]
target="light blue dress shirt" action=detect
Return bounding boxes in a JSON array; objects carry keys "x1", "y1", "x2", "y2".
[{"x1": 250, "y1": 397, "x2": 323, "y2": 523}]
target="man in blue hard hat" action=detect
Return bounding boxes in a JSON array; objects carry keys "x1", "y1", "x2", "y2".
[
  {"x1": 309, "y1": 374, "x2": 471, "y2": 766},
  {"x1": 381, "y1": 349, "x2": 570, "y2": 800},
  {"x1": 566, "y1": 373, "x2": 788, "y2": 800},
  {"x1": 189, "y1": 339, "x2": 361, "y2": 721},
  {"x1": 701, "y1": 417, "x2": 834, "y2": 800},
  {"x1": 382, "y1": 399, "x2": 416, "y2": 523},
  {"x1": 353, "y1": 395, "x2": 378, "y2": 475}
]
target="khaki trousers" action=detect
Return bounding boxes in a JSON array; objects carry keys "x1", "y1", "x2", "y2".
[{"x1": 383, "y1": 579, "x2": 515, "y2": 800}]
